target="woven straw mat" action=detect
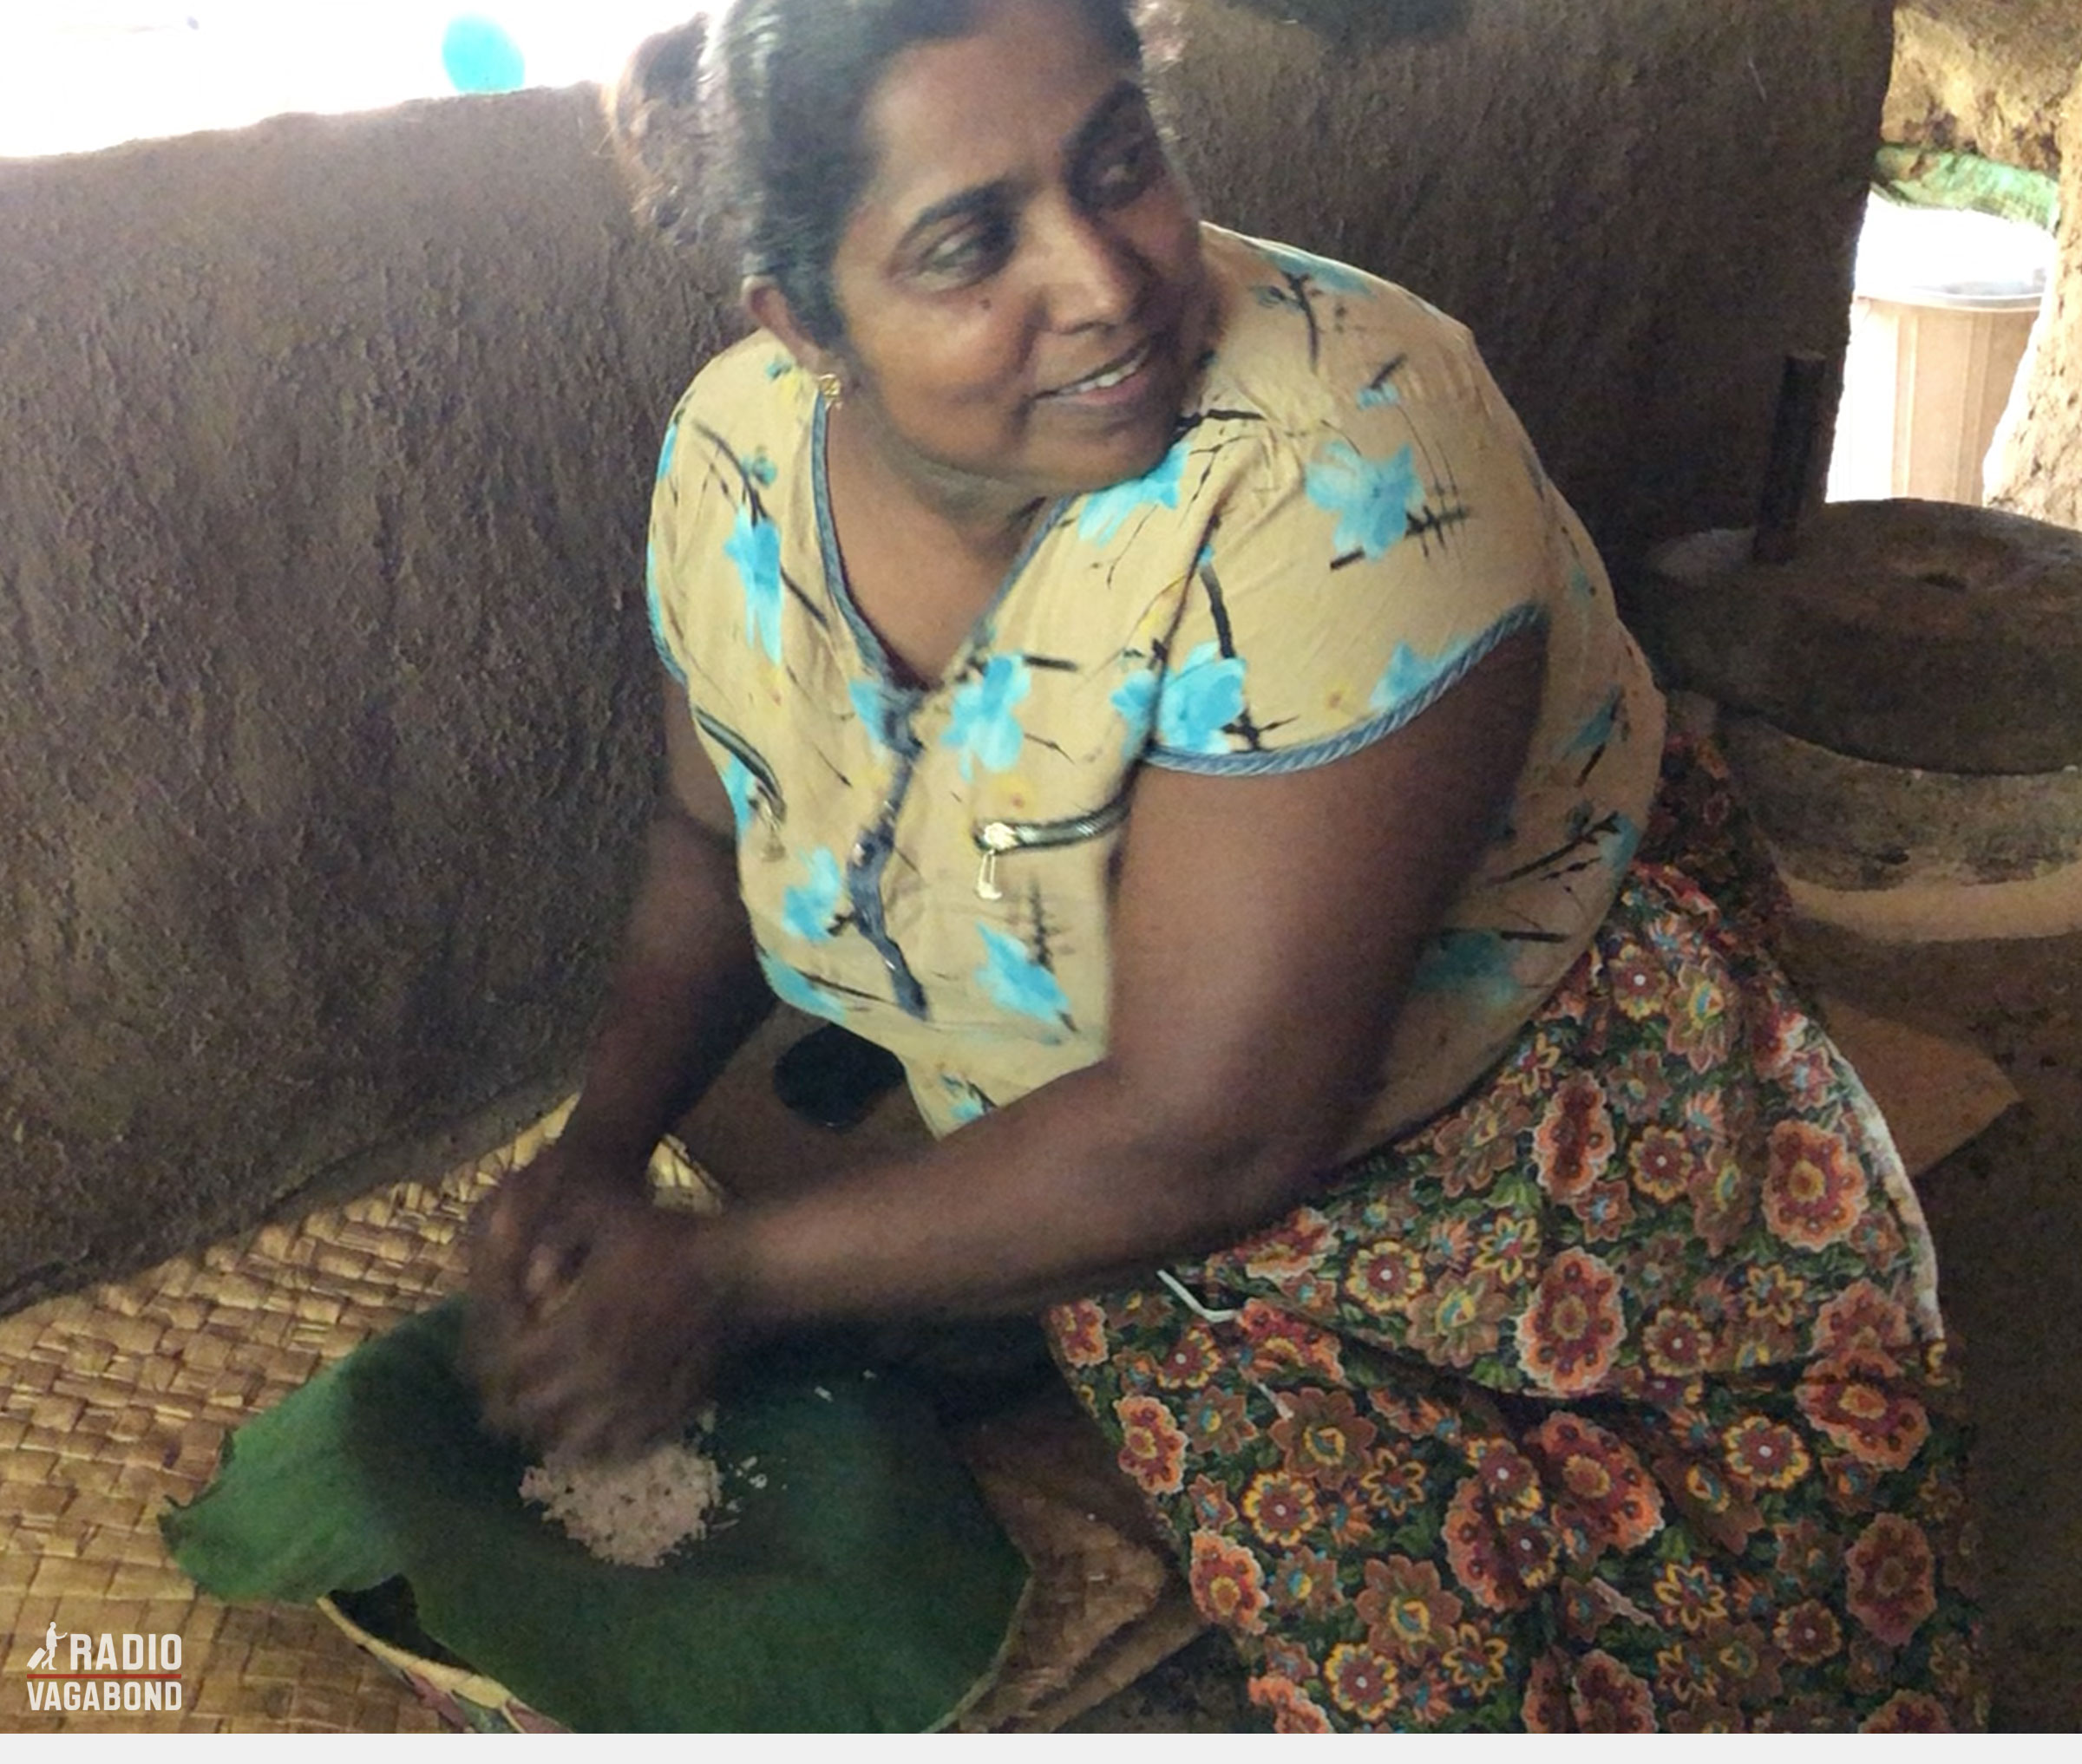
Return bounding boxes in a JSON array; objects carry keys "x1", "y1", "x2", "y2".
[
  {"x1": 0, "y1": 1106, "x2": 1201, "y2": 1735},
  {"x1": 0, "y1": 1107, "x2": 599, "y2": 1733}
]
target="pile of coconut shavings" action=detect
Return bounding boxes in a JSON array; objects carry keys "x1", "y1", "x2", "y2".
[{"x1": 520, "y1": 1434, "x2": 724, "y2": 1570}]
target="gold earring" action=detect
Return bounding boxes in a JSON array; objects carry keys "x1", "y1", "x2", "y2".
[{"x1": 815, "y1": 371, "x2": 844, "y2": 408}]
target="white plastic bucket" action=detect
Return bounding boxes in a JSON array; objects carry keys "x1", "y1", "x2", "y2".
[{"x1": 1826, "y1": 195, "x2": 2052, "y2": 506}]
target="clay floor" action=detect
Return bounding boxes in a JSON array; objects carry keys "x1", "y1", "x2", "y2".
[{"x1": 678, "y1": 916, "x2": 2082, "y2": 1734}]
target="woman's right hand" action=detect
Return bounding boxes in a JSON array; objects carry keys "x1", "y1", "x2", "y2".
[{"x1": 462, "y1": 1137, "x2": 653, "y2": 1400}]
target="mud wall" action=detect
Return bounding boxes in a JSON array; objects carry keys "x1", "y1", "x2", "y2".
[
  {"x1": 0, "y1": 0, "x2": 1894, "y2": 1308},
  {"x1": 0, "y1": 88, "x2": 736, "y2": 1310},
  {"x1": 1989, "y1": 91, "x2": 2082, "y2": 531},
  {"x1": 1884, "y1": 0, "x2": 2082, "y2": 176}
]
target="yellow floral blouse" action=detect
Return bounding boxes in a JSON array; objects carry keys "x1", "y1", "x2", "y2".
[{"x1": 645, "y1": 225, "x2": 1666, "y2": 1147}]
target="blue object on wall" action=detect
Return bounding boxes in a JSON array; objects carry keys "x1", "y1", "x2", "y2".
[{"x1": 441, "y1": 15, "x2": 526, "y2": 95}]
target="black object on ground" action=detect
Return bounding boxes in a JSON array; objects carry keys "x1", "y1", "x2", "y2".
[{"x1": 773, "y1": 1024, "x2": 907, "y2": 1130}]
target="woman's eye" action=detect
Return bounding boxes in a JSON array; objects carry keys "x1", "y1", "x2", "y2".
[
  {"x1": 1083, "y1": 126, "x2": 1163, "y2": 208},
  {"x1": 917, "y1": 217, "x2": 1012, "y2": 284}
]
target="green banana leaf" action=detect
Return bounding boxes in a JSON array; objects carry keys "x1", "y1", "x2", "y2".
[{"x1": 160, "y1": 1300, "x2": 1029, "y2": 1732}]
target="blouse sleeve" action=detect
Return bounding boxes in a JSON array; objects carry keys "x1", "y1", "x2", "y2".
[
  {"x1": 1144, "y1": 312, "x2": 1569, "y2": 776},
  {"x1": 644, "y1": 400, "x2": 695, "y2": 688}
]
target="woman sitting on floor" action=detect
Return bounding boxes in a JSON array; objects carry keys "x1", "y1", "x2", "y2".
[{"x1": 466, "y1": 0, "x2": 1984, "y2": 1731}]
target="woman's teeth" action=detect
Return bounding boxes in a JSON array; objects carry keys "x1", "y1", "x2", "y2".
[{"x1": 1059, "y1": 339, "x2": 1152, "y2": 395}]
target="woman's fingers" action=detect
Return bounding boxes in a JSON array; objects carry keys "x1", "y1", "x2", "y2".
[{"x1": 466, "y1": 1196, "x2": 730, "y2": 1461}]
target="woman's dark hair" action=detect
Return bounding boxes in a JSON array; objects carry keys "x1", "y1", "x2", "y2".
[{"x1": 609, "y1": 0, "x2": 1168, "y2": 349}]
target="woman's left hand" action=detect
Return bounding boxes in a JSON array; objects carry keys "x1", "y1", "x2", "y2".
[{"x1": 468, "y1": 1195, "x2": 743, "y2": 1462}]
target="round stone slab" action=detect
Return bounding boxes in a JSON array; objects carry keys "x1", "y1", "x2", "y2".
[
  {"x1": 1719, "y1": 712, "x2": 2082, "y2": 892},
  {"x1": 1637, "y1": 500, "x2": 2082, "y2": 773}
]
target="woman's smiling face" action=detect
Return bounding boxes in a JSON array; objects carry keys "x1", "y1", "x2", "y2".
[{"x1": 815, "y1": 0, "x2": 1211, "y2": 513}]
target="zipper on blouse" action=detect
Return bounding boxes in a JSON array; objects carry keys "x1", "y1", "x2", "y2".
[
  {"x1": 691, "y1": 706, "x2": 787, "y2": 856},
  {"x1": 972, "y1": 794, "x2": 1131, "y2": 900}
]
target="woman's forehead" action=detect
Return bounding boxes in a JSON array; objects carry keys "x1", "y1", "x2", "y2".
[{"x1": 851, "y1": 0, "x2": 1140, "y2": 226}]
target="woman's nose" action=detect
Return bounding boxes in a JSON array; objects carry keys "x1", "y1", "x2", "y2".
[{"x1": 1039, "y1": 202, "x2": 1144, "y2": 330}]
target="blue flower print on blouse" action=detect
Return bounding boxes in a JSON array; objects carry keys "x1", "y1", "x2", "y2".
[
  {"x1": 1368, "y1": 632, "x2": 1477, "y2": 720},
  {"x1": 782, "y1": 846, "x2": 844, "y2": 942},
  {"x1": 1156, "y1": 642, "x2": 1248, "y2": 755},
  {"x1": 1257, "y1": 240, "x2": 1372, "y2": 294},
  {"x1": 1563, "y1": 687, "x2": 1622, "y2": 761},
  {"x1": 1410, "y1": 928, "x2": 1522, "y2": 1012},
  {"x1": 1603, "y1": 810, "x2": 1642, "y2": 873},
  {"x1": 942, "y1": 654, "x2": 1031, "y2": 780},
  {"x1": 1110, "y1": 668, "x2": 1160, "y2": 759},
  {"x1": 1076, "y1": 434, "x2": 1191, "y2": 543},
  {"x1": 975, "y1": 924, "x2": 1072, "y2": 1028},
  {"x1": 1306, "y1": 440, "x2": 1425, "y2": 561},
  {"x1": 724, "y1": 506, "x2": 784, "y2": 663},
  {"x1": 719, "y1": 755, "x2": 758, "y2": 838},
  {"x1": 757, "y1": 950, "x2": 847, "y2": 1022},
  {"x1": 655, "y1": 421, "x2": 678, "y2": 483},
  {"x1": 851, "y1": 676, "x2": 919, "y2": 755},
  {"x1": 940, "y1": 1075, "x2": 992, "y2": 1126}
]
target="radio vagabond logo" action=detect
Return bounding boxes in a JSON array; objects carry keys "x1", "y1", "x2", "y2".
[{"x1": 23, "y1": 1621, "x2": 186, "y2": 1713}]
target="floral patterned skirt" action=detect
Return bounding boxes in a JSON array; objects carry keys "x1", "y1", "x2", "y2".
[{"x1": 1042, "y1": 744, "x2": 1986, "y2": 1731}]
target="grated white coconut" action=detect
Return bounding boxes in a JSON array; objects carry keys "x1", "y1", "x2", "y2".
[{"x1": 520, "y1": 1435, "x2": 724, "y2": 1569}]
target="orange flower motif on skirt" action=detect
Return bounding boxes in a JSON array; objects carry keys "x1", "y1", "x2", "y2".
[
  {"x1": 1247, "y1": 1673, "x2": 1333, "y2": 1734},
  {"x1": 1231, "y1": 1205, "x2": 1333, "y2": 1281},
  {"x1": 1342, "y1": 1242, "x2": 1426, "y2": 1316},
  {"x1": 1763, "y1": 1120, "x2": 1868, "y2": 1251},
  {"x1": 1772, "y1": 1598, "x2": 1843, "y2": 1665},
  {"x1": 1468, "y1": 1436, "x2": 1543, "y2": 1517},
  {"x1": 1112, "y1": 1394, "x2": 1188, "y2": 1496},
  {"x1": 1405, "y1": 1273, "x2": 1513, "y2": 1369},
  {"x1": 1442, "y1": 1476, "x2": 1539, "y2": 1613},
  {"x1": 1185, "y1": 1472, "x2": 1238, "y2": 1532},
  {"x1": 1235, "y1": 1301, "x2": 1345, "y2": 1382},
  {"x1": 1046, "y1": 1298, "x2": 1109, "y2": 1369},
  {"x1": 1521, "y1": 1652, "x2": 1574, "y2": 1732},
  {"x1": 1861, "y1": 1690, "x2": 1954, "y2": 1733},
  {"x1": 1241, "y1": 1469, "x2": 1320, "y2": 1549},
  {"x1": 1188, "y1": 1530, "x2": 1269, "y2": 1635},
  {"x1": 1268, "y1": 1386, "x2": 1380, "y2": 1485},
  {"x1": 1358, "y1": 1447, "x2": 1430, "y2": 1519},
  {"x1": 1152, "y1": 1321, "x2": 1219, "y2": 1391},
  {"x1": 1267, "y1": 1545, "x2": 1342, "y2": 1621},
  {"x1": 1570, "y1": 1649, "x2": 1657, "y2": 1733},
  {"x1": 1797, "y1": 1356, "x2": 1931, "y2": 1470},
  {"x1": 1652, "y1": 1558, "x2": 1730, "y2": 1634},
  {"x1": 1532, "y1": 1073, "x2": 1615, "y2": 1202},
  {"x1": 1606, "y1": 941, "x2": 1666, "y2": 1021},
  {"x1": 1640, "y1": 1306, "x2": 1713, "y2": 1379},
  {"x1": 1527, "y1": 1412, "x2": 1665, "y2": 1553},
  {"x1": 1175, "y1": 1384, "x2": 1257, "y2": 1457},
  {"x1": 1440, "y1": 1623, "x2": 1510, "y2": 1695},
  {"x1": 1472, "y1": 1211, "x2": 1542, "y2": 1284},
  {"x1": 1355, "y1": 1554, "x2": 1464, "y2": 1660},
  {"x1": 1844, "y1": 1512, "x2": 1937, "y2": 1647},
  {"x1": 1515, "y1": 1248, "x2": 1626, "y2": 1395},
  {"x1": 1811, "y1": 1278, "x2": 1915, "y2": 1362},
  {"x1": 1722, "y1": 1416, "x2": 1811, "y2": 1491},
  {"x1": 1627, "y1": 1124, "x2": 1691, "y2": 1204},
  {"x1": 1668, "y1": 962, "x2": 1734, "y2": 1074},
  {"x1": 1324, "y1": 1641, "x2": 1400, "y2": 1723}
]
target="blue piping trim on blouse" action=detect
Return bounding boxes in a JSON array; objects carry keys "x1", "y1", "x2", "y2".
[
  {"x1": 808, "y1": 396, "x2": 1067, "y2": 1018},
  {"x1": 1142, "y1": 602, "x2": 1549, "y2": 777},
  {"x1": 809, "y1": 396, "x2": 1065, "y2": 691}
]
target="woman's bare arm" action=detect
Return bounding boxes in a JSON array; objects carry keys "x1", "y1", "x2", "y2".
[{"x1": 480, "y1": 628, "x2": 1543, "y2": 1456}]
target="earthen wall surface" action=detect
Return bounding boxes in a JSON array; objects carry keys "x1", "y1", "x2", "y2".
[{"x1": 0, "y1": 0, "x2": 1893, "y2": 1304}]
